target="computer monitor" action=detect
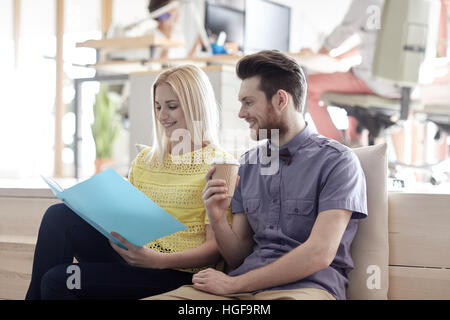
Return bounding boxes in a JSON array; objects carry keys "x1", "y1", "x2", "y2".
[
  {"x1": 204, "y1": 2, "x2": 245, "y2": 50},
  {"x1": 244, "y1": 0, "x2": 291, "y2": 53}
]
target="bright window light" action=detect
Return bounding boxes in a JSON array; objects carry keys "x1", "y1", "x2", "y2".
[{"x1": 328, "y1": 106, "x2": 349, "y2": 131}]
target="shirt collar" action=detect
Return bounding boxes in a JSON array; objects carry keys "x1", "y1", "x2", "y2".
[{"x1": 268, "y1": 121, "x2": 313, "y2": 154}]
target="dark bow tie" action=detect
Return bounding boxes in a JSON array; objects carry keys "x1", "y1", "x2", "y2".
[{"x1": 279, "y1": 148, "x2": 293, "y2": 165}]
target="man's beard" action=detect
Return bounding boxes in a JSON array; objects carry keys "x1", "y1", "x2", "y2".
[{"x1": 254, "y1": 102, "x2": 288, "y2": 142}]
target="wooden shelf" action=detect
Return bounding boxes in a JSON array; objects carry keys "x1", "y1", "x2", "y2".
[
  {"x1": 81, "y1": 51, "x2": 358, "y2": 75},
  {"x1": 76, "y1": 34, "x2": 184, "y2": 50}
]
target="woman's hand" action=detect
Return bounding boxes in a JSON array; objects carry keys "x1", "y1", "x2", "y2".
[
  {"x1": 192, "y1": 268, "x2": 239, "y2": 295},
  {"x1": 110, "y1": 232, "x2": 166, "y2": 269},
  {"x1": 202, "y1": 167, "x2": 239, "y2": 224}
]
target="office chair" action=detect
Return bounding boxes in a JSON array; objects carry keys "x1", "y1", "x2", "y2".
[
  {"x1": 321, "y1": 0, "x2": 440, "y2": 146},
  {"x1": 410, "y1": 104, "x2": 450, "y2": 185},
  {"x1": 420, "y1": 104, "x2": 450, "y2": 136}
]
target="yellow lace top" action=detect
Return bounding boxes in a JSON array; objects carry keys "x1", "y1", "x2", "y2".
[{"x1": 128, "y1": 144, "x2": 234, "y2": 273}]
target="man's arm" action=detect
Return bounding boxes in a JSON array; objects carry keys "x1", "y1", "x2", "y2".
[
  {"x1": 192, "y1": 209, "x2": 352, "y2": 295},
  {"x1": 202, "y1": 167, "x2": 254, "y2": 269},
  {"x1": 208, "y1": 211, "x2": 254, "y2": 270},
  {"x1": 233, "y1": 209, "x2": 352, "y2": 292}
]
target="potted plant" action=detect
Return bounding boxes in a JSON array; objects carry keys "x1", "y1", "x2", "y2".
[{"x1": 91, "y1": 84, "x2": 122, "y2": 173}]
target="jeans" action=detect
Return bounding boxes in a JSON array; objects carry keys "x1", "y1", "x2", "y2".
[
  {"x1": 306, "y1": 71, "x2": 374, "y2": 143},
  {"x1": 25, "y1": 203, "x2": 193, "y2": 300}
]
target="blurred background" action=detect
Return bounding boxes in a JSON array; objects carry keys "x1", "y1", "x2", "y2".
[{"x1": 0, "y1": 0, "x2": 449, "y2": 193}]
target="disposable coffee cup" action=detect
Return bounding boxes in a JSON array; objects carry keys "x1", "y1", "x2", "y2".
[{"x1": 211, "y1": 158, "x2": 240, "y2": 198}]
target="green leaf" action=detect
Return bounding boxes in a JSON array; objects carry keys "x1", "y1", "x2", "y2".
[{"x1": 91, "y1": 85, "x2": 122, "y2": 159}]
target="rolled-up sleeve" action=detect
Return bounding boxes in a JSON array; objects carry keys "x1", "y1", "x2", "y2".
[
  {"x1": 231, "y1": 165, "x2": 245, "y2": 214},
  {"x1": 318, "y1": 150, "x2": 367, "y2": 219}
]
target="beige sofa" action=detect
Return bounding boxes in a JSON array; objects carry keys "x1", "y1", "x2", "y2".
[
  {"x1": 350, "y1": 143, "x2": 450, "y2": 299},
  {"x1": 0, "y1": 144, "x2": 449, "y2": 300}
]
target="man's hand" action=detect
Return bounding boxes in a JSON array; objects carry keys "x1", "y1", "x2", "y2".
[
  {"x1": 192, "y1": 268, "x2": 239, "y2": 295},
  {"x1": 202, "y1": 166, "x2": 239, "y2": 224},
  {"x1": 110, "y1": 232, "x2": 166, "y2": 269}
]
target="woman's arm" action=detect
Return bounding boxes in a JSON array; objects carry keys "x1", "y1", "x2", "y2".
[
  {"x1": 110, "y1": 225, "x2": 221, "y2": 270},
  {"x1": 159, "y1": 224, "x2": 221, "y2": 269}
]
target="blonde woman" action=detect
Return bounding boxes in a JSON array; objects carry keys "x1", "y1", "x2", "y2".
[{"x1": 26, "y1": 65, "x2": 234, "y2": 300}]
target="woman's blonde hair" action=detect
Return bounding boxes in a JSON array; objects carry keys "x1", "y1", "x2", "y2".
[{"x1": 146, "y1": 64, "x2": 220, "y2": 163}]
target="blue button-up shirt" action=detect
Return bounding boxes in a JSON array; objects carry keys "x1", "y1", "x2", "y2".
[{"x1": 230, "y1": 123, "x2": 367, "y2": 300}]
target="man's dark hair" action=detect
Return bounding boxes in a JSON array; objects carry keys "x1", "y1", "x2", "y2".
[
  {"x1": 148, "y1": 0, "x2": 171, "y2": 13},
  {"x1": 236, "y1": 50, "x2": 307, "y2": 113}
]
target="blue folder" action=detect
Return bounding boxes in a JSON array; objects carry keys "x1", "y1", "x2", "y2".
[{"x1": 41, "y1": 168, "x2": 187, "y2": 250}]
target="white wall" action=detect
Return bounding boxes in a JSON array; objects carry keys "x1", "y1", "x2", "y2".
[
  {"x1": 0, "y1": 0, "x2": 59, "y2": 179},
  {"x1": 113, "y1": 0, "x2": 149, "y2": 27},
  {"x1": 110, "y1": 0, "x2": 352, "y2": 52},
  {"x1": 0, "y1": 0, "x2": 103, "y2": 179},
  {"x1": 271, "y1": 0, "x2": 352, "y2": 52}
]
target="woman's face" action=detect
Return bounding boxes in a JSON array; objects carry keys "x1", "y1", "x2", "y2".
[{"x1": 154, "y1": 83, "x2": 187, "y2": 138}]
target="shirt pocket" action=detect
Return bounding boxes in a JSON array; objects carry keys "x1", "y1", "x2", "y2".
[
  {"x1": 281, "y1": 199, "x2": 316, "y2": 242},
  {"x1": 244, "y1": 198, "x2": 261, "y2": 233}
]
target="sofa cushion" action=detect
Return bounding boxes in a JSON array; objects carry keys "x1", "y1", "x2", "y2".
[{"x1": 347, "y1": 143, "x2": 389, "y2": 300}]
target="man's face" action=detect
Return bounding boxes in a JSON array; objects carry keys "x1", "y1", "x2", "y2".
[{"x1": 238, "y1": 76, "x2": 286, "y2": 141}]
